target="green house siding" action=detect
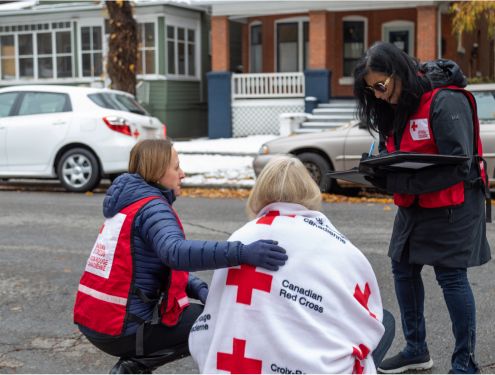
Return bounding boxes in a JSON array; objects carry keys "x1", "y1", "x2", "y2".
[{"x1": 146, "y1": 80, "x2": 207, "y2": 139}]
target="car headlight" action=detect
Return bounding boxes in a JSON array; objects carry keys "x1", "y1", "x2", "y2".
[{"x1": 259, "y1": 144, "x2": 270, "y2": 155}]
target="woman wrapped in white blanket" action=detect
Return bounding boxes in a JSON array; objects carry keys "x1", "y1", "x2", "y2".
[{"x1": 189, "y1": 156, "x2": 394, "y2": 374}]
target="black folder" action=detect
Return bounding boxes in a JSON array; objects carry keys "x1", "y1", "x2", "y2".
[
  {"x1": 359, "y1": 152, "x2": 470, "y2": 170},
  {"x1": 328, "y1": 153, "x2": 470, "y2": 187},
  {"x1": 327, "y1": 168, "x2": 374, "y2": 187}
]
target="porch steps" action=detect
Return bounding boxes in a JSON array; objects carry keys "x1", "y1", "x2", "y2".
[
  {"x1": 295, "y1": 99, "x2": 357, "y2": 133},
  {"x1": 301, "y1": 121, "x2": 349, "y2": 128},
  {"x1": 318, "y1": 100, "x2": 357, "y2": 108}
]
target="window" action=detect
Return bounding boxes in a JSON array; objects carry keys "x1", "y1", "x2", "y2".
[
  {"x1": 276, "y1": 19, "x2": 308, "y2": 72},
  {"x1": 137, "y1": 22, "x2": 156, "y2": 75},
  {"x1": 250, "y1": 24, "x2": 262, "y2": 73},
  {"x1": 1, "y1": 35, "x2": 15, "y2": 79},
  {"x1": 343, "y1": 19, "x2": 366, "y2": 77},
  {"x1": 88, "y1": 93, "x2": 149, "y2": 115},
  {"x1": 18, "y1": 92, "x2": 71, "y2": 116},
  {"x1": 56, "y1": 31, "x2": 72, "y2": 78},
  {"x1": 0, "y1": 92, "x2": 18, "y2": 117},
  {"x1": 18, "y1": 34, "x2": 34, "y2": 78},
  {"x1": 167, "y1": 24, "x2": 196, "y2": 77},
  {"x1": 0, "y1": 22, "x2": 73, "y2": 80},
  {"x1": 81, "y1": 26, "x2": 103, "y2": 77},
  {"x1": 37, "y1": 33, "x2": 53, "y2": 79},
  {"x1": 382, "y1": 21, "x2": 414, "y2": 56}
]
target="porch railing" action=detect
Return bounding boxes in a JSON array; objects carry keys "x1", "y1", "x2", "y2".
[{"x1": 232, "y1": 72, "x2": 305, "y2": 99}]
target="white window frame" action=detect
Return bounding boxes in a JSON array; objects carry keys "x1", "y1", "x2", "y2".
[
  {"x1": 274, "y1": 16, "x2": 309, "y2": 73},
  {"x1": 165, "y1": 15, "x2": 200, "y2": 80},
  {"x1": 340, "y1": 16, "x2": 368, "y2": 84},
  {"x1": 0, "y1": 34, "x2": 15, "y2": 80},
  {"x1": 249, "y1": 21, "x2": 262, "y2": 73},
  {"x1": 0, "y1": 21, "x2": 74, "y2": 83},
  {"x1": 54, "y1": 29, "x2": 73, "y2": 79},
  {"x1": 78, "y1": 19, "x2": 105, "y2": 79},
  {"x1": 382, "y1": 20, "x2": 415, "y2": 57},
  {"x1": 36, "y1": 31, "x2": 55, "y2": 79},
  {"x1": 17, "y1": 32, "x2": 35, "y2": 80},
  {"x1": 137, "y1": 18, "x2": 158, "y2": 77}
]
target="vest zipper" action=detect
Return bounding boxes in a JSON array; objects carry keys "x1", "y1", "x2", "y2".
[{"x1": 448, "y1": 208, "x2": 454, "y2": 224}]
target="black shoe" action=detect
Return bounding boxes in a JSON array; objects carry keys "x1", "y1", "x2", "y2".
[
  {"x1": 448, "y1": 368, "x2": 481, "y2": 374},
  {"x1": 109, "y1": 358, "x2": 152, "y2": 374},
  {"x1": 378, "y1": 351, "x2": 433, "y2": 374}
]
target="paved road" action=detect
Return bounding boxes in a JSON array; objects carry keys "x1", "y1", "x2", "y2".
[{"x1": 0, "y1": 191, "x2": 493, "y2": 373}]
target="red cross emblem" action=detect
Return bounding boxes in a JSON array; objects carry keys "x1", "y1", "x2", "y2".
[
  {"x1": 411, "y1": 121, "x2": 418, "y2": 131},
  {"x1": 352, "y1": 343, "x2": 370, "y2": 374},
  {"x1": 226, "y1": 265, "x2": 272, "y2": 305},
  {"x1": 256, "y1": 210, "x2": 295, "y2": 225},
  {"x1": 353, "y1": 283, "x2": 377, "y2": 318},
  {"x1": 217, "y1": 338, "x2": 262, "y2": 374}
]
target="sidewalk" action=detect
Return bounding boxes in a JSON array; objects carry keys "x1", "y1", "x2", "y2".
[{"x1": 174, "y1": 135, "x2": 277, "y2": 189}]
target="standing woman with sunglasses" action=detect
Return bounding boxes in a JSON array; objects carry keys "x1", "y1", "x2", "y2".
[{"x1": 353, "y1": 42, "x2": 491, "y2": 374}]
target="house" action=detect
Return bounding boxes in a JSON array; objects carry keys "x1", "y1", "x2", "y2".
[
  {"x1": 0, "y1": 0, "x2": 211, "y2": 139},
  {"x1": 206, "y1": 1, "x2": 493, "y2": 138}
]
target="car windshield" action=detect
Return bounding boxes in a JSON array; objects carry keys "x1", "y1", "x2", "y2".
[
  {"x1": 473, "y1": 91, "x2": 495, "y2": 123},
  {"x1": 88, "y1": 92, "x2": 149, "y2": 115}
]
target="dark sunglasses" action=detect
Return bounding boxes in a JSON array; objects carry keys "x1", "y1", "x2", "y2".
[{"x1": 365, "y1": 75, "x2": 393, "y2": 93}]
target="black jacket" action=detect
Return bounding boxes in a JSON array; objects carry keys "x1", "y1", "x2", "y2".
[{"x1": 385, "y1": 60, "x2": 491, "y2": 267}]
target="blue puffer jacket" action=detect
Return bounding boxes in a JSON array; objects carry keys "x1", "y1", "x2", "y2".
[{"x1": 83, "y1": 173, "x2": 244, "y2": 336}]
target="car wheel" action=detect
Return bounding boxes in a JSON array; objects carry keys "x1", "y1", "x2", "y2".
[
  {"x1": 57, "y1": 148, "x2": 101, "y2": 192},
  {"x1": 297, "y1": 152, "x2": 334, "y2": 192}
]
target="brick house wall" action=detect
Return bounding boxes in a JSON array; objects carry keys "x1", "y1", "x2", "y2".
[{"x1": 216, "y1": 6, "x2": 493, "y2": 98}]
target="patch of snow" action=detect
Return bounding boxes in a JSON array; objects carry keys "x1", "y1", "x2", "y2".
[
  {"x1": 174, "y1": 135, "x2": 277, "y2": 155},
  {"x1": 176, "y1": 135, "x2": 276, "y2": 187}
]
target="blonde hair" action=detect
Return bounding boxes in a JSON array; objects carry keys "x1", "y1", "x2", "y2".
[
  {"x1": 246, "y1": 156, "x2": 322, "y2": 218},
  {"x1": 128, "y1": 139, "x2": 173, "y2": 183}
]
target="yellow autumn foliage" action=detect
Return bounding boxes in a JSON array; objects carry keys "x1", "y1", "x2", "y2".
[{"x1": 450, "y1": 1, "x2": 495, "y2": 38}]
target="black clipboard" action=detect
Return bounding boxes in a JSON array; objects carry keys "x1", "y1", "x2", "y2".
[
  {"x1": 327, "y1": 168, "x2": 374, "y2": 187},
  {"x1": 360, "y1": 152, "x2": 470, "y2": 170}
]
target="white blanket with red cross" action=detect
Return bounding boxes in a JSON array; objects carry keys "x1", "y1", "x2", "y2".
[{"x1": 188, "y1": 202, "x2": 384, "y2": 374}]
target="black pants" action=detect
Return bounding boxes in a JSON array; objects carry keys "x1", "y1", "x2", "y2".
[
  {"x1": 372, "y1": 309, "x2": 395, "y2": 366},
  {"x1": 83, "y1": 304, "x2": 203, "y2": 365}
]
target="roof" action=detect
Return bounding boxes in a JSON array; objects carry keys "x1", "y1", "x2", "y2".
[{"x1": 0, "y1": 0, "x2": 207, "y2": 16}]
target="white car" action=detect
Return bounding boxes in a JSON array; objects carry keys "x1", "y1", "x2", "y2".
[{"x1": 0, "y1": 85, "x2": 166, "y2": 192}]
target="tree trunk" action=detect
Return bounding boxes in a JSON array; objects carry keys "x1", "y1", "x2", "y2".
[{"x1": 106, "y1": 0, "x2": 138, "y2": 95}]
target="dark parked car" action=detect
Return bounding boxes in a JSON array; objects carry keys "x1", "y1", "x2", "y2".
[{"x1": 253, "y1": 84, "x2": 495, "y2": 192}]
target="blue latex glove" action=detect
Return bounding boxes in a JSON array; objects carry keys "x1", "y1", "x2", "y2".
[
  {"x1": 240, "y1": 240, "x2": 288, "y2": 271},
  {"x1": 198, "y1": 287, "x2": 208, "y2": 304}
]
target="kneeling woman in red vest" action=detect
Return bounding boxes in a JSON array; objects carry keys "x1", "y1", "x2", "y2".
[{"x1": 73, "y1": 139, "x2": 288, "y2": 374}]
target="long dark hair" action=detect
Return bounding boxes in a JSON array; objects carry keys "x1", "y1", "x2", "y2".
[{"x1": 353, "y1": 42, "x2": 430, "y2": 138}]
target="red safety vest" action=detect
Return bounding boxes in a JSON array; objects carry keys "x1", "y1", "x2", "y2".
[
  {"x1": 386, "y1": 86, "x2": 487, "y2": 208},
  {"x1": 73, "y1": 196, "x2": 189, "y2": 336}
]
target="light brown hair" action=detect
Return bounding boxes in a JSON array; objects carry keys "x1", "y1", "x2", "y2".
[
  {"x1": 246, "y1": 156, "x2": 322, "y2": 218},
  {"x1": 128, "y1": 139, "x2": 173, "y2": 183}
]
